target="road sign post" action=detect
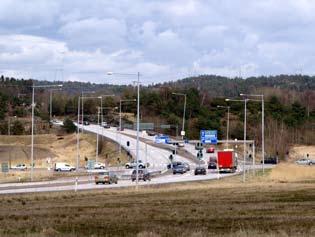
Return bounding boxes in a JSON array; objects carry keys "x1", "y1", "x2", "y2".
[{"x1": 1, "y1": 163, "x2": 9, "y2": 173}]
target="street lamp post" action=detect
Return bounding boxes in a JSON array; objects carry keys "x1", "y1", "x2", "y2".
[
  {"x1": 172, "y1": 92, "x2": 187, "y2": 139},
  {"x1": 240, "y1": 93, "x2": 265, "y2": 173},
  {"x1": 107, "y1": 72, "x2": 141, "y2": 189},
  {"x1": 76, "y1": 95, "x2": 80, "y2": 172},
  {"x1": 226, "y1": 98, "x2": 248, "y2": 182},
  {"x1": 119, "y1": 99, "x2": 137, "y2": 154},
  {"x1": 217, "y1": 105, "x2": 230, "y2": 148},
  {"x1": 31, "y1": 84, "x2": 63, "y2": 181}
]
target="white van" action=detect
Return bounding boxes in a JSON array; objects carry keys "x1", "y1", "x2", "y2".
[{"x1": 54, "y1": 162, "x2": 76, "y2": 172}]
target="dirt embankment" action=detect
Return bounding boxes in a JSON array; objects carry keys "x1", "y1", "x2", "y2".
[
  {"x1": 266, "y1": 145, "x2": 315, "y2": 183},
  {"x1": 0, "y1": 133, "x2": 128, "y2": 167}
]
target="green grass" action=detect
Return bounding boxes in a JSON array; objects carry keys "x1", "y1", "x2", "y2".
[{"x1": 0, "y1": 180, "x2": 314, "y2": 237}]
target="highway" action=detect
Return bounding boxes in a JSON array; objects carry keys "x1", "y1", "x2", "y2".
[{"x1": 0, "y1": 123, "x2": 274, "y2": 195}]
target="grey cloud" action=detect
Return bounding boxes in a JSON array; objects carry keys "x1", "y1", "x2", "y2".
[{"x1": 0, "y1": 0, "x2": 315, "y2": 83}]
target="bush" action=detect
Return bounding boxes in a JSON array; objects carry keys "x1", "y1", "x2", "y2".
[
  {"x1": 11, "y1": 120, "x2": 24, "y2": 135},
  {"x1": 62, "y1": 118, "x2": 76, "y2": 133}
]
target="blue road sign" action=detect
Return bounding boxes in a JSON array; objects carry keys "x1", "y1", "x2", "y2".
[{"x1": 200, "y1": 130, "x2": 217, "y2": 144}]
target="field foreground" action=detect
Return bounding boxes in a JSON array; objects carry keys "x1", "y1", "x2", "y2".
[{"x1": 0, "y1": 176, "x2": 314, "y2": 237}]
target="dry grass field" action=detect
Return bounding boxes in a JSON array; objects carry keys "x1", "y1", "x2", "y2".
[{"x1": 0, "y1": 173, "x2": 314, "y2": 237}]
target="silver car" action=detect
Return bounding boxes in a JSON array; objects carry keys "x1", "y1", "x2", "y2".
[{"x1": 296, "y1": 159, "x2": 314, "y2": 165}]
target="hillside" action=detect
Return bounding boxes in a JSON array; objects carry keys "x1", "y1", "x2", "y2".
[{"x1": 0, "y1": 75, "x2": 314, "y2": 160}]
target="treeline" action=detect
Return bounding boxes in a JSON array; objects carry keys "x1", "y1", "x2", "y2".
[{"x1": 0, "y1": 75, "x2": 314, "y2": 159}]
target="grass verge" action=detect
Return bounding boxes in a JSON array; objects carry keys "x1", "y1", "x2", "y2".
[{"x1": 0, "y1": 177, "x2": 314, "y2": 237}]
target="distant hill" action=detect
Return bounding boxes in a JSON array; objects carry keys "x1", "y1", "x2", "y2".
[{"x1": 154, "y1": 75, "x2": 315, "y2": 98}]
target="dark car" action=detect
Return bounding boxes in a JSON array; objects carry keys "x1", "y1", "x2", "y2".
[
  {"x1": 173, "y1": 165, "x2": 186, "y2": 174},
  {"x1": 194, "y1": 167, "x2": 207, "y2": 175},
  {"x1": 131, "y1": 169, "x2": 151, "y2": 182},
  {"x1": 208, "y1": 162, "x2": 217, "y2": 169},
  {"x1": 95, "y1": 171, "x2": 118, "y2": 184},
  {"x1": 147, "y1": 130, "x2": 156, "y2": 136},
  {"x1": 261, "y1": 156, "x2": 278, "y2": 164},
  {"x1": 167, "y1": 161, "x2": 183, "y2": 169}
]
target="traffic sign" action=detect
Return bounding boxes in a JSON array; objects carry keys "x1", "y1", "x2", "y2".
[
  {"x1": 200, "y1": 130, "x2": 217, "y2": 144},
  {"x1": 87, "y1": 160, "x2": 95, "y2": 170},
  {"x1": 1, "y1": 163, "x2": 9, "y2": 173}
]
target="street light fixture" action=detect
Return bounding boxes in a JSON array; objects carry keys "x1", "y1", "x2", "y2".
[
  {"x1": 31, "y1": 84, "x2": 63, "y2": 181},
  {"x1": 172, "y1": 92, "x2": 187, "y2": 139},
  {"x1": 107, "y1": 71, "x2": 141, "y2": 189},
  {"x1": 217, "y1": 105, "x2": 230, "y2": 148},
  {"x1": 240, "y1": 93, "x2": 265, "y2": 173},
  {"x1": 225, "y1": 98, "x2": 248, "y2": 182}
]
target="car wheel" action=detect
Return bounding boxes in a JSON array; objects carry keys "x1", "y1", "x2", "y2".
[
  {"x1": 57, "y1": 168, "x2": 61, "y2": 172},
  {"x1": 139, "y1": 165, "x2": 144, "y2": 169},
  {"x1": 126, "y1": 165, "x2": 129, "y2": 169},
  {"x1": 95, "y1": 182, "x2": 99, "y2": 185},
  {"x1": 309, "y1": 163, "x2": 313, "y2": 166},
  {"x1": 100, "y1": 166, "x2": 105, "y2": 169}
]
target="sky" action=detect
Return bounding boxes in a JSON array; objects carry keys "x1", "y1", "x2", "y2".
[{"x1": 0, "y1": 0, "x2": 314, "y2": 84}]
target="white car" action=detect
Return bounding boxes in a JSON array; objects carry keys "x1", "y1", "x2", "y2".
[
  {"x1": 125, "y1": 160, "x2": 146, "y2": 169},
  {"x1": 296, "y1": 159, "x2": 314, "y2": 165},
  {"x1": 85, "y1": 162, "x2": 106, "y2": 169},
  {"x1": 11, "y1": 164, "x2": 27, "y2": 171},
  {"x1": 54, "y1": 162, "x2": 76, "y2": 172}
]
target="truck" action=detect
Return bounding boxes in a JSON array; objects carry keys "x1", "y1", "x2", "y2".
[{"x1": 217, "y1": 150, "x2": 237, "y2": 173}]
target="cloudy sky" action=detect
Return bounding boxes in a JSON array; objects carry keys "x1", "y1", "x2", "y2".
[{"x1": 0, "y1": 0, "x2": 314, "y2": 84}]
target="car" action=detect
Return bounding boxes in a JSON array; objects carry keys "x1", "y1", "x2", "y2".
[
  {"x1": 296, "y1": 158, "x2": 314, "y2": 165},
  {"x1": 11, "y1": 164, "x2": 27, "y2": 171},
  {"x1": 206, "y1": 146, "x2": 215, "y2": 153},
  {"x1": 183, "y1": 162, "x2": 190, "y2": 171},
  {"x1": 102, "y1": 122, "x2": 110, "y2": 128},
  {"x1": 83, "y1": 121, "x2": 90, "y2": 125},
  {"x1": 95, "y1": 171, "x2": 118, "y2": 184},
  {"x1": 147, "y1": 130, "x2": 156, "y2": 136},
  {"x1": 125, "y1": 160, "x2": 146, "y2": 169},
  {"x1": 173, "y1": 165, "x2": 186, "y2": 174},
  {"x1": 94, "y1": 162, "x2": 106, "y2": 169},
  {"x1": 208, "y1": 162, "x2": 217, "y2": 169},
  {"x1": 167, "y1": 161, "x2": 183, "y2": 169},
  {"x1": 261, "y1": 156, "x2": 278, "y2": 164},
  {"x1": 131, "y1": 169, "x2": 151, "y2": 181},
  {"x1": 54, "y1": 162, "x2": 76, "y2": 172},
  {"x1": 85, "y1": 162, "x2": 106, "y2": 169},
  {"x1": 194, "y1": 167, "x2": 207, "y2": 175}
]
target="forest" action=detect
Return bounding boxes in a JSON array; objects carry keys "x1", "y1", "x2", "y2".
[{"x1": 0, "y1": 74, "x2": 314, "y2": 159}]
